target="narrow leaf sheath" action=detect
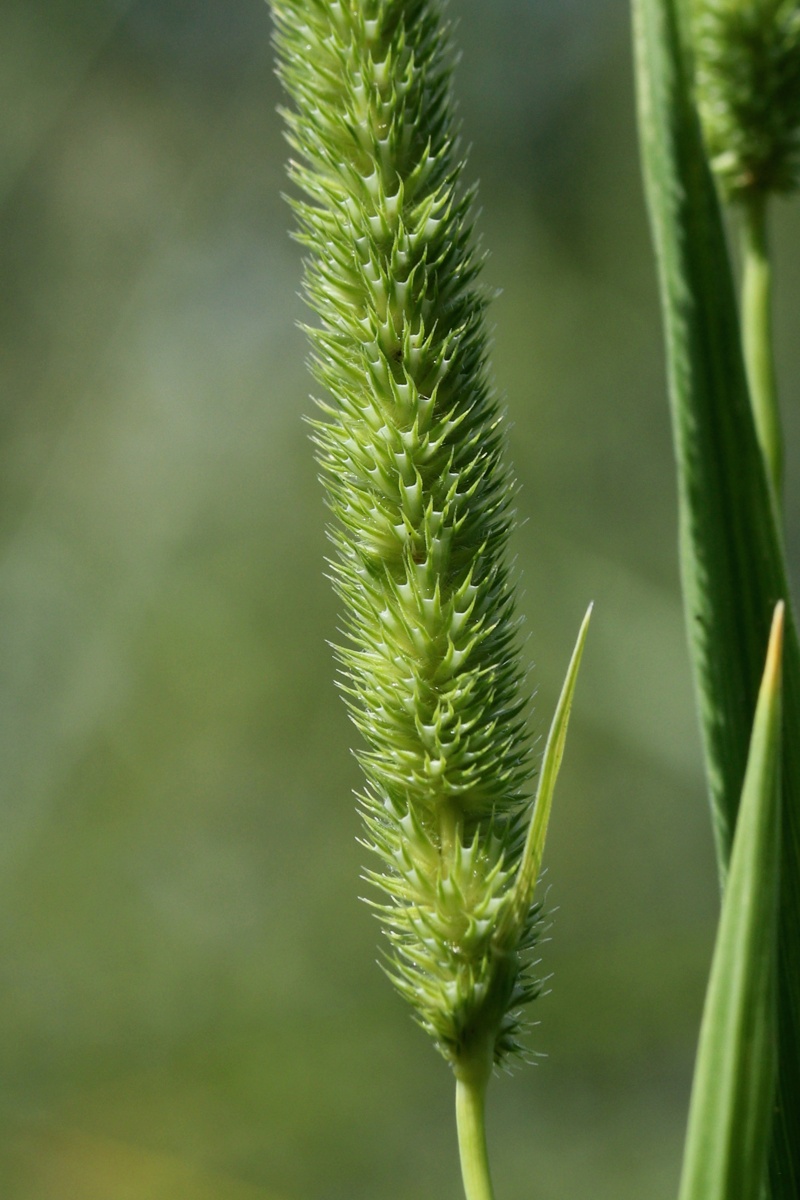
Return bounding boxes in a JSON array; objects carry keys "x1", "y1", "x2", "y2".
[{"x1": 271, "y1": 0, "x2": 539, "y2": 1068}]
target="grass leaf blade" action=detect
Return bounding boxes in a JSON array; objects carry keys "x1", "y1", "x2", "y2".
[
  {"x1": 501, "y1": 604, "x2": 593, "y2": 938},
  {"x1": 632, "y1": 1, "x2": 800, "y2": 1191},
  {"x1": 678, "y1": 603, "x2": 783, "y2": 1200}
]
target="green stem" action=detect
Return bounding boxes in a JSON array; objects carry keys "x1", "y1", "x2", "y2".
[
  {"x1": 741, "y1": 192, "x2": 782, "y2": 507},
  {"x1": 455, "y1": 1048, "x2": 496, "y2": 1200}
]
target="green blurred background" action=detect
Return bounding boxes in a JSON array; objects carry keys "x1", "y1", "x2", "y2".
[{"x1": 2, "y1": 1, "x2": 800, "y2": 1197}]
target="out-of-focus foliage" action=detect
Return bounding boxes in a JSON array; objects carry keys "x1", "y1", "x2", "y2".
[
  {"x1": 1, "y1": 1, "x2": 799, "y2": 1198},
  {"x1": 634, "y1": 0, "x2": 800, "y2": 1188}
]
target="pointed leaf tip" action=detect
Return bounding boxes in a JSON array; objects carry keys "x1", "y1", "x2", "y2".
[
  {"x1": 499, "y1": 604, "x2": 592, "y2": 944},
  {"x1": 678, "y1": 597, "x2": 783, "y2": 1200},
  {"x1": 762, "y1": 600, "x2": 785, "y2": 694}
]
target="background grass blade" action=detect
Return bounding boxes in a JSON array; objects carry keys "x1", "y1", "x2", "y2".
[
  {"x1": 678, "y1": 603, "x2": 783, "y2": 1200},
  {"x1": 632, "y1": 1, "x2": 800, "y2": 1193}
]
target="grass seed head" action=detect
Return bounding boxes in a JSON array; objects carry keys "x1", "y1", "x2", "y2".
[
  {"x1": 692, "y1": 0, "x2": 800, "y2": 199},
  {"x1": 271, "y1": 0, "x2": 546, "y2": 1070}
]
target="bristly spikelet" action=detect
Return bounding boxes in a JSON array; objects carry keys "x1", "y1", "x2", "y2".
[
  {"x1": 693, "y1": 0, "x2": 800, "y2": 199},
  {"x1": 270, "y1": 0, "x2": 541, "y2": 1070}
]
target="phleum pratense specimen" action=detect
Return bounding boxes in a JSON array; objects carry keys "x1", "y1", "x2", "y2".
[
  {"x1": 270, "y1": 2, "x2": 590, "y2": 1195},
  {"x1": 693, "y1": 0, "x2": 800, "y2": 500}
]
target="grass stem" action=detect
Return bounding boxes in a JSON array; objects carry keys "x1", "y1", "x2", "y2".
[
  {"x1": 455, "y1": 1050, "x2": 496, "y2": 1200},
  {"x1": 741, "y1": 192, "x2": 782, "y2": 505}
]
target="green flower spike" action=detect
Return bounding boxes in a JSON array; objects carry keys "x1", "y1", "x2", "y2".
[
  {"x1": 693, "y1": 0, "x2": 800, "y2": 200},
  {"x1": 690, "y1": 0, "x2": 800, "y2": 200},
  {"x1": 692, "y1": 0, "x2": 800, "y2": 501},
  {"x1": 270, "y1": 2, "x2": 590, "y2": 1195}
]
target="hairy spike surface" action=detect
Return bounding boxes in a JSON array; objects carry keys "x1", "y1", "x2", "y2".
[
  {"x1": 692, "y1": 0, "x2": 800, "y2": 199},
  {"x1": 271, "y1": 0, "x2": 542, "y2": 1069}
]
